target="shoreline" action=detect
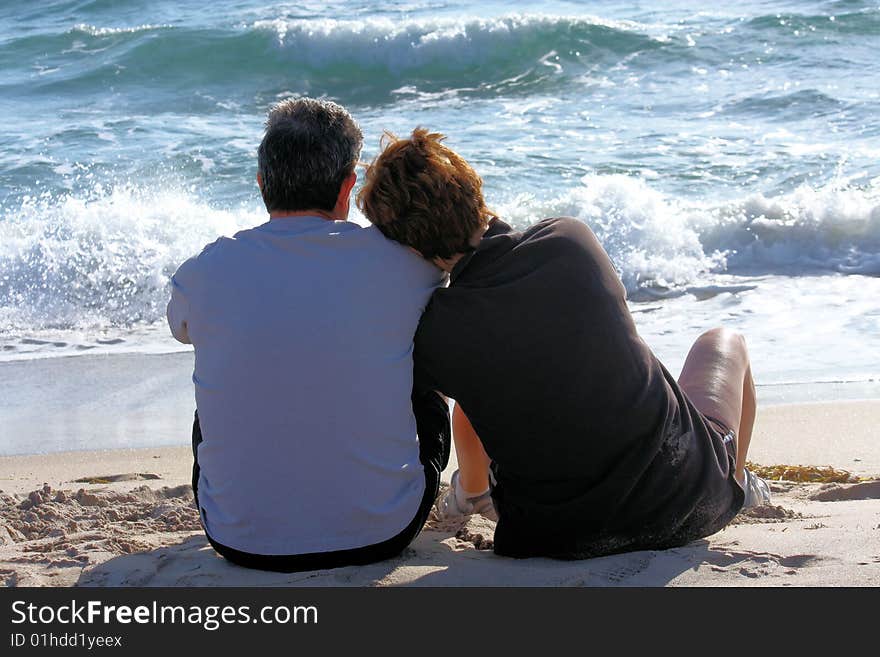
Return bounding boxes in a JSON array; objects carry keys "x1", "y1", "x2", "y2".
[
  {"x1": 2, "y1": 399, "x2": 879, "y2": 487},
  {"x1": 2, "y1": 350, "x2": 878, "y2": 456}
]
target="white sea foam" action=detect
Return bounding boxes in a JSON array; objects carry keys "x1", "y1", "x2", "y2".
[
  {"x1": 703, "y1": 182, "x2": 880, "y2": 274},
  {"x1": 2, "y1": 176, "x2": 879, "y2": 338},
  {"x1": 500, "y1": 174, "x2": 725, "y2": 294},
  {"x1": 499, "y1": 174, "x2": 880, "y2": 291},
  {"x1": 0, "y1": 186, "x2": 260, "y2": 334},
  {"x1": 71, "y1": 23, "x2": 173, "y2": 37}
]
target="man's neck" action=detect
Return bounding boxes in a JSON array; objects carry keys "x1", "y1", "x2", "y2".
[{"x1": 269, "y1": 209, "x2": 341, "y2": 222}]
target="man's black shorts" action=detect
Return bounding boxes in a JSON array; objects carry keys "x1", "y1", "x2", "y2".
[{"x1": 191, "y1": 389, "x2": 450, "y2": 573}]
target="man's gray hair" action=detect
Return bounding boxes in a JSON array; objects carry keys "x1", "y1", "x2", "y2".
[{"x1": 257, "y1": 98, "x2": 363, "y2": 212}]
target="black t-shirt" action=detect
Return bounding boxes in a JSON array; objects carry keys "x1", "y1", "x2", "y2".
[{"x1": 414, "y1": 217, "x2": 720, "y2": 557}]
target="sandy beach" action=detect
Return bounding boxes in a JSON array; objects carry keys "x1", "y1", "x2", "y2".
[{"x1": 1, "y1": 396, "x2": 877, "y2": 587}]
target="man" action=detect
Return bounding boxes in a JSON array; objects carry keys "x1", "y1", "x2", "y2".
[
  {"x1": 167, "y1": 101, "x2": 447, "y2": 572},
  {"x1": 357, "y1": 128, "x2": 770, "y2": 560}
]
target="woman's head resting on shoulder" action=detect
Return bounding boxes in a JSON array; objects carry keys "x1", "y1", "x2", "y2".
[{"x1": 357, "y1": 128, "x2": 495, "y2": 270}]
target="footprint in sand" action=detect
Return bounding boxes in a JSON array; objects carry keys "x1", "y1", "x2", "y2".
[{"x1": 706, "y1": 548, "x2": 821, "y2": 579}]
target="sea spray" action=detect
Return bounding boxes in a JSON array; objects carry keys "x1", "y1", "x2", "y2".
[
  {"x1": 500, "y1": 175, "x2": 880, "y2": 292},
  {"x1": 500, "y1": 175, "x2": 725, "y2": 294},
  {"x1": 700, "y1": 181, "x2": 880, "y2": 274},
  {"x1": 2, "y1": 176, "x2": 878, "y2": 334},
  {"x1": 0, "y1": 185, "x2": 261, "y2": 331}
]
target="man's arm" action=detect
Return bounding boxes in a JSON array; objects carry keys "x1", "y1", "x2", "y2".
[{"x1": 166, "y1": 273, "x2": 191, "y2": 344}]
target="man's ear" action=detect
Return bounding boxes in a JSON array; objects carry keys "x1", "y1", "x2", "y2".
[
  {"x1": 334, "y1": 171, "x2": 358, "y2": 218},
  {"x1": 256, "y1": 171, "x2": 263, "y2": 191},
  {"x1": 339, "y1": 171, "x2": 357, "y2": 198}
]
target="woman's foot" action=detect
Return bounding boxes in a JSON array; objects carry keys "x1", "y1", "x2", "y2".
[
  {"x1": 435, "y1": 470, "x2": 498, "y2": 521},
  {"x1": 741, "y1": 468, "x2": 772, "y2": 509}
]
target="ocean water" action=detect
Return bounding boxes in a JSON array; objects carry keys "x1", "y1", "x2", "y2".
[{"x1": 1, "y1": 0, "x2": 879, "y2": 387}]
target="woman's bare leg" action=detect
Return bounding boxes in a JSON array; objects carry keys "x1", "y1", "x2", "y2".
[
  {"x1": 677, "y1": 328, "x2": 757, "y2": 485},
  {"x1": 452, "y1": 402, "x2": 491, "y2": 493}
]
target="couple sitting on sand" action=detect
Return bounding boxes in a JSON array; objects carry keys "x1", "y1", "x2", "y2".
[{"x1": 167, "y1": 98, "x2": 770, "y2": 572}]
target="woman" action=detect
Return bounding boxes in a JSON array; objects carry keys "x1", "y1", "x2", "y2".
[{"x1": 357, "y1": 128, "x2": 770, "y2": 559}]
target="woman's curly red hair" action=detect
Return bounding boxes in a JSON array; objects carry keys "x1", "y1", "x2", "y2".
[{"x1": 356, "y1": 128, "x2": 494, "y2": 260}]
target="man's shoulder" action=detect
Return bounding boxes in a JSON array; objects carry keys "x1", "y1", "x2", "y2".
[
  {"x1": 187, "y1": 221, "x2": 276, "y2": 263},
  {"x1": 361, "y1": 224, "x2": 444, "y2": 282},
  {"x1": 359, "y1": 223, "x2": 409, "y2": 252},
  {"x1": 171, "y1": 231, "x2": 243, "y2": 284}
]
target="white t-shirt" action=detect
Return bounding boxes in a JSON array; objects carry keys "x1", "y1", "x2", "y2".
[{"x1": 167, "y1": 216, "x2": 442, "y2": 555}]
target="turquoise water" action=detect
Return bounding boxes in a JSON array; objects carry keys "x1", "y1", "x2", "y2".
[{"x1": 1, "y1": 0, "x2": 879, "y2": 386}]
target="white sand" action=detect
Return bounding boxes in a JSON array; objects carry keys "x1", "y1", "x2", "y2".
[{"x1": 1, "y1": 401, "x2": 878, "y2": 587}]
